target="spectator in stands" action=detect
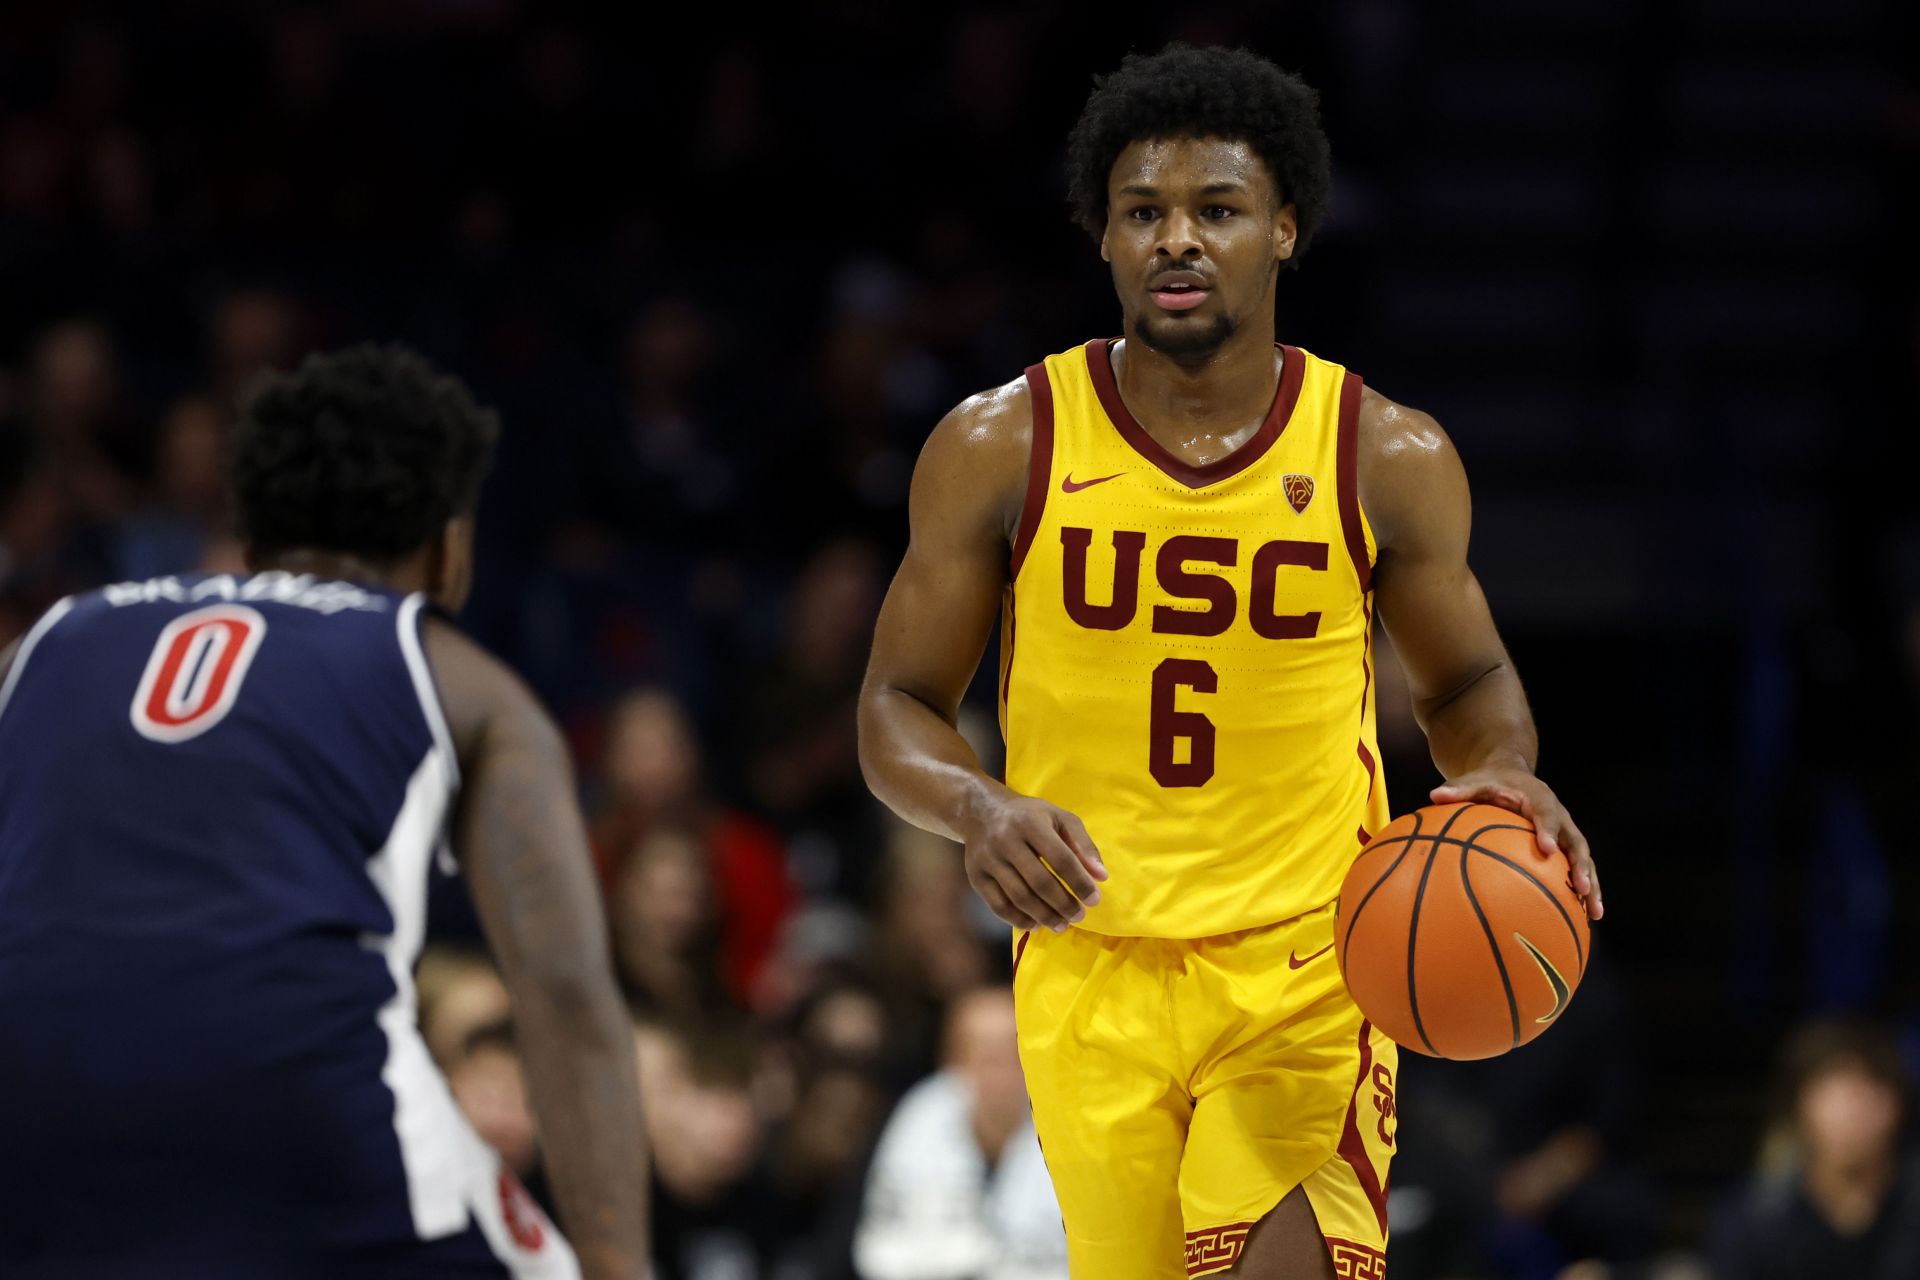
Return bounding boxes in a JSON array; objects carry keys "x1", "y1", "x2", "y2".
[
  {"x1": 731, "y1": 537, "x2": 884, "y2": 899},
  {"x1": 112, "y1": 392, "x2": 228, "y2": 578},
  {"x1": 854, "y1": 986, "x2": 1066, "y2": 1280},
  {"x1": 1708, "y1": 1020, "x2": 1920, "y2": 1279},
  {"x1": 416, "y1": 945, "x2": 514, "y2": 1068},
  {"x1": 868, "y1": 818, "x2": 993, "y2": 1079},
  {"x1": 610, "y1": 825, "x2": 734, "y2": 1021},
  {"x1": 598, "y1": 686, "x2": 795, "y2": 1007},
  {"x1": 444, "y1": 1020, "x2": 540, "y2": 1184},
  {"x1": 637, "y1": 1016, "x2": 774, "y2": 1280}
]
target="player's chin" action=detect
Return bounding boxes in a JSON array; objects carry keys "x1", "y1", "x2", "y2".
[{"x1": 1134, "y1": 309, "x2": 1234, "y2": 358}]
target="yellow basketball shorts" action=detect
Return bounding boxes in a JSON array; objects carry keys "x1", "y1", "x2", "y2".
[{"x1": 1012, "y1": 901, "x2": 1396, "y2": 1279}]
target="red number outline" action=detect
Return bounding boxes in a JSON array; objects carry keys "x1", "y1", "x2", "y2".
[{"x1": 129, "y1": 604, "x2": 268, "y2": 744}]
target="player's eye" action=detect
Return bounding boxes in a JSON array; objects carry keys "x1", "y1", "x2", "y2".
[
  {"x1": 1127, "y1": 207, "x2": 1157, "y2": 222},
  {"x1": 1204, "y1": 206, "x2": 1235, "y2": 220}
]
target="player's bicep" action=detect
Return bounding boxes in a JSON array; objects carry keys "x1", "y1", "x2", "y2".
[
  {"x1": 1369, "y1": 416, "x2": 1511, "y2": 708},
  {"x1": 863, "y1": 405, "x2": 1020, "y2": 721}
]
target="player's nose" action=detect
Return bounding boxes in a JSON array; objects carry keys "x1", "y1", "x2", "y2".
[{"x1": 1154, "y1": 209, "x2": 1203, "y2": 260}]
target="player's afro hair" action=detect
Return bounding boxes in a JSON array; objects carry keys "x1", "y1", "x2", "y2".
[
  {"x1": 1066, "y1": 44, "x2": 1333, "y2": 270},
  {"x1": 231, "y1": 343, "x2": 499, "y2": 563}
]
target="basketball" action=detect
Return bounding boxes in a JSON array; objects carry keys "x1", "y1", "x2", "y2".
[{"x1": 1335, "y1": 801, "x2": 1589, "y2": 1060}]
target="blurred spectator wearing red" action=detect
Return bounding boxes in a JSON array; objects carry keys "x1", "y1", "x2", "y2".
[{"x1": 597, "y1": 686, "x2": 795, "y2": 1012}]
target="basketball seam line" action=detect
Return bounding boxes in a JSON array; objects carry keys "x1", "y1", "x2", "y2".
[
  {"x1": 1340, "y1": 807, "x2": 1427, "y2": 966},
  {"x1": 1406, "y1": 804, "x2": 1476, "y2": 1058},
  {"x1": 1357, "y1": 823, "x2": 1533, "y2": 858},
  {"x1": 1466, "y1": 846, "x2": 1587, "y2": 976},
  {"x1": 1459, "y1": 846, "x2": 1521, "y2": 1051}
]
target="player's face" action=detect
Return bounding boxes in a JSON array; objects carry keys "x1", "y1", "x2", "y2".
[{"x1": 1101, "y1": 137, "x2": 1297, "y2": 361}]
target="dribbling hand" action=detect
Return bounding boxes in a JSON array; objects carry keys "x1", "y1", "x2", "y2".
[
  {"x1": 959, "y1": 791, "x2": 1107, "y2": 932},
  {"x1": 1432, "y1": 768, "x2": 1601, "y2": 921}
]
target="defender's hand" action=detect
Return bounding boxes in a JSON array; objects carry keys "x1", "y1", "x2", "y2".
[
  {"x1": 1432, "y1": 769, "x2": 1601, "y2": 921},
  {"x1": 960, "y1": 792, "x2": 1107, "y2": 932}
]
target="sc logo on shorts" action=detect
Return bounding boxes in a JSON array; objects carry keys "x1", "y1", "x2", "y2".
[{"x1": 1371, "y1": 1062, "x2": 1396, "y2": 1148}]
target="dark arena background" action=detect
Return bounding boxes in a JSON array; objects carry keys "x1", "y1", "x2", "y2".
[{"x1": 0, "y1": 3, "x2": 1914, "y2": 1278}]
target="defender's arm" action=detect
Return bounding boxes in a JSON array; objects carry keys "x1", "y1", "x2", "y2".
[
  {"x1": 858, "y1": 382, "x2": 1106, "y2": 933},
  {"x1": 424, "y1": 619, "x2": 649, "y2": 1280},
  {"x1": 1360, "y1": 389, "x2": 1601, "y2": 919}
]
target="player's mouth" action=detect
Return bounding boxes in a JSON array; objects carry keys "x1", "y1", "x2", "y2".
[{"x1": 1147, "y1": 271, "x2": 1212, "y2": 312}]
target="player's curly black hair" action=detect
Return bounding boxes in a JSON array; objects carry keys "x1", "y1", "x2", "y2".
[
  {"x1": 1066, "y1": 44, "x2": 1333, "y2": 270},
  {"x1": 231, "y1": 343, "x2": 499, "y2": 562}
]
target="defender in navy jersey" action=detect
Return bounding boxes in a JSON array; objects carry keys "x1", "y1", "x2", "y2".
[{"x1": 0, "y1": 347, "x2": 648, "y2": 1279}]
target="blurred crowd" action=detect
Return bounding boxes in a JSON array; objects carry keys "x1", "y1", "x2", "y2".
[{"x1": 1, "y1": 4, "x2": 1917, "y2": 1280}]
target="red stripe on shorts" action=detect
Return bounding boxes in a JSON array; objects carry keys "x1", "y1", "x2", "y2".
[{"x1": 1334, "y1": 1019, "x2": 1390, "y2": 1237}]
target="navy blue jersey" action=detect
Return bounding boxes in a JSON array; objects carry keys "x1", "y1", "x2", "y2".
[{"x1": 0, "y1": 573, "x2": 574, "y2": 1278}]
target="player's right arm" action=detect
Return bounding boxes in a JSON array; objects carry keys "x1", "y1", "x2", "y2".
[
  {"x1": 858, "y1": 381, "x2": 1106, "y2": 934},
  {"x1": 424, "y1": 618, "x2": 648, "y2": 1280}
]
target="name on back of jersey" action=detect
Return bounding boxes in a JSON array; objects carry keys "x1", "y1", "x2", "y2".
[{"x1": 102, "y1": 572, "x2": 390, "y2": 615}]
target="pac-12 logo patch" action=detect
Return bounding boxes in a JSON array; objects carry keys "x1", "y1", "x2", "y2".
[
  {"x1": 130, "y1": 604, "x2": 267, "y2": 744},
  {"x1": 1282, "y1": 474, "x2": 1315, "y2": 514}
]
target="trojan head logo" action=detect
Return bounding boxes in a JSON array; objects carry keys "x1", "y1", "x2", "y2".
[{"x1": 1282, "y1": 474, "x2": 1315, "y2": 514}]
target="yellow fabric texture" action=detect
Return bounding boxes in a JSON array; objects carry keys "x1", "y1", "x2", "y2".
[
  {"x1": 1012, "y1": 908, "x2": 1396, "y2": 1278},
  {"x1": 1001, "y1": 338, "x2": 1389, "y2": 939}
]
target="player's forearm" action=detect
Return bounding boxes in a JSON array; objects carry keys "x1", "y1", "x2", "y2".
[
  {"x1": 514, "y1": 981, "x2": 650, "y2": 1280},
  {"x1": 1415, "y1": 660, "x2": 1539, "y2": 781},
  {"x1": 857, "y1": 683, "x2": 1011, "y2": 842},
  {"x1": 457, "y1": 710, "x2": 649, "y2": 1280}
]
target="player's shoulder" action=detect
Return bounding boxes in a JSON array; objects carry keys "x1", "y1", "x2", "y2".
[
  {"x1": 419, "y1": 612, "x2": 559, "y2": 764},
  {"x1": 928, "y1": 372, "x2": 1034, "y2": 463},
  {"x1": 1350, "y1": 383, "x2": 1470, "y2": 551},
  {"x1": 911, "y1": 372, "x2": 1035, "y2": 522},
  {"x1": 1355, "y1": 383, "x2": 1452, "y2": 469}
]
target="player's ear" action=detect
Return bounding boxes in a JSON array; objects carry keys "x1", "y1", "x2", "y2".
[
  {"x1": 1100, "y1": 217, "x2": 1112, "y2": 263},
  {"x1": 1274, "y1": 201, "x2": 1298, "y2": 264},
  {"x1": 431, "y1": 516, "x2": 476, "y2": 615}
]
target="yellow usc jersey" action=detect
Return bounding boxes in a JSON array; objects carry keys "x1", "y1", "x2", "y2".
[{"x1": 999, "y1": 338, "x2": 1390, "y2": 939}]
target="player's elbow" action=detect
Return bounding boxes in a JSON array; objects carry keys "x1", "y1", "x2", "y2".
[{"x1": 855, "y1": 680, "x2": 896, "y2": 793}]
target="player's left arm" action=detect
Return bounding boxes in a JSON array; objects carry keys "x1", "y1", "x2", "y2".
[{"x1": 1359, "y1": 388, "x2": 1602, "y2": 920}]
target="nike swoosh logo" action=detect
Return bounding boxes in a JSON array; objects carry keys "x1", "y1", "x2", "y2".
[
  {"x1": 1287, "y1": 942, "x2": 1335, "y2": 970},
  {"x1": 1515, "y1": 932, "x2": 1570, "y2": 1023},
  {"x1": 1061, "y1": 471, "x2": 1125, "y2": 493}
]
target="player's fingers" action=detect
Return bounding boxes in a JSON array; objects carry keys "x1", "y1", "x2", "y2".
[
  {"x1": 1563, "y1": 821, "x2": 1601, "y2": 920},
  {"x1": 1052, "y1": 810, "x2": 1109, "y2": 885},
  {"x1": 1037, "y1": 819, "x2": 1102, "y2": 905},
  {"x1": 995, "y1": 859, "x2": 1074, "y2": 932},
  {"x1": 1013, "y1": 852, "x2": 1090, "y2": 932},
  {"x1": 1431, "y1": 780, "x2": 1528, "y2": 814},
  {"x1": 975, "y1": 874, "x2": 1043, "y2": 932}
]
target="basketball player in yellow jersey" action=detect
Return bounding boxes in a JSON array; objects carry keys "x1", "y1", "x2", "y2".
[{"x1": 858, "y1": 45, "x2": 1603, "y2": 1280}]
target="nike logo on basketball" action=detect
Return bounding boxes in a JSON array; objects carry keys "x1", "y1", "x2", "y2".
[
  {"x1": 1061, "y1": 471, "x2": 1124, "y2": 493},
  {"x1": 1287, "y1": 942, "x2": 1334, "y2": 970},
  {"x1": 1515, "y1": 933, "x2": 1570, "y2": 1022}
]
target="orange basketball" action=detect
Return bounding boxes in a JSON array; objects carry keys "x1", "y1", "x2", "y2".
[{"x1": 1334, "y1": 801, "x2": 1589, "y2": 1060}]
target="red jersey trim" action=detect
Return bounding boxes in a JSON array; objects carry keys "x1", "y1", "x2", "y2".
[
  {"x1": 1335, "y1": 1019, "x2": 1390, "y2": 1236},
  {"x1": 1335, "y1": 370, "x2": 1372, "y2": 592},
  {"x1": 1010, "y1": 361, "x2": 1055, "y2": 580},
  {"x1": 1084, "y1": 339, "x2": 1305, "y2": 490}
]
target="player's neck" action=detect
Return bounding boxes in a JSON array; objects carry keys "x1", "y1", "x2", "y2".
[
  {"x1": 1113, "y1": 319, "x2": 1280, "y2": 437},
  {"x1": 250, "y1": 547, "x2": 430, "y2": 595}
]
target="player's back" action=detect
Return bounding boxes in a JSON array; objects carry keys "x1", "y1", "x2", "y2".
[{"x1": 0, "y1": 571, "x2": 495, "y2": 1275}]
